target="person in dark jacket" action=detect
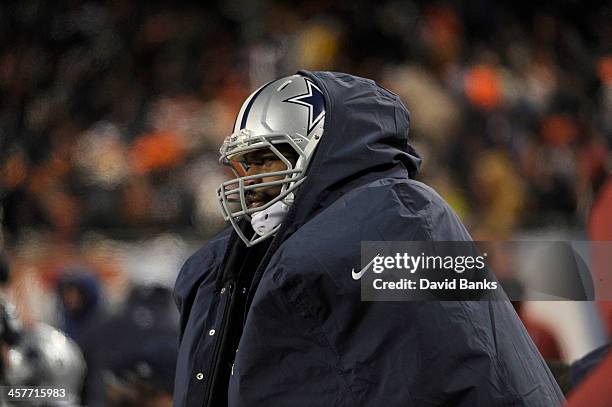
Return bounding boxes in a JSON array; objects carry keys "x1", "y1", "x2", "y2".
[
  {"x1": 85, "y1": 284, "x2": 179, "y2": 407},
  {"x1": 174, "y1": 71, "x2": 565, "y2": 406},
  {"x1": 57, "y1": 268, "x2": 105, "y2": 346}
]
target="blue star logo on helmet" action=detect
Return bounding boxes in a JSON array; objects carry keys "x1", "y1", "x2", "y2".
[{"x1": 282, "y1": 78, "x2": 326, "y2": 135}]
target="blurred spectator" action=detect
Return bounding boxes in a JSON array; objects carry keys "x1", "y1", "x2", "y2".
[
  {"x1": 83, "y1": 284, "x2": 178, "y2": 407},
  {"x1": 104, "y1": 338, "x2": 177, "y2": 407},
  {"x1": 565, "y1": 347, "x2": 612, "y2": 406},
  {"x1": 57, "y1": 267, "x2": 106, "y2": 344},
  {"x1": 56, "y1": 267, "x2": 108, "y2": 405},
  {"x1": 570, "y1": 343, "x2": 610, "y2": 387},
  {"x1": 469, "y1": 150, "x2": 525, "y2": 237}
]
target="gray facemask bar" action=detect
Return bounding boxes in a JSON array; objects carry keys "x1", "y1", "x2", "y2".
[
  {"x1": 216, "y1": 132, "x2": 314, "y2": 246},
  {"x1": 217, "y1": 176, "x2": 306, "y2": 220}
]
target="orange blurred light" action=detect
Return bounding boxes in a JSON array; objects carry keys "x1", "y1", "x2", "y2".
[
  {"x1": 541, "y1": 114, "x2": 577, "y2": 146},
  {"x1": 464, "y1": 65, "x2": 502, "y2": 110},
  {"x1": 130, "y1": 130, "x2": 184, "y2": 174},
  {"x1": 598, "y1": 55, "x2": 612, "y2": 85}
]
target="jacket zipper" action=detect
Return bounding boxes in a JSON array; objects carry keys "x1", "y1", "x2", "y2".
[{"x1": 202, "y1": 282, "x2": 233, "y2": 407}]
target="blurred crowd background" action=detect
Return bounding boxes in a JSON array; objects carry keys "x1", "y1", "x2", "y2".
[{"x1": 0, "y1": 0, "x2": 611, "y2": 405}]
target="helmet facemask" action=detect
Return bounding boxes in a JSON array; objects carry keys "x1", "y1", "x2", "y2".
[
  {"x1": 217, "y1": 130, "x2": 318, "y2": 246},
  {"x1": 216, "y1": 75, "x2": 326, "y2": 246}
]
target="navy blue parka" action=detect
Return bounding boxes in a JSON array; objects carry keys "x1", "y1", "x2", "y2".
[{"x1": 174, "y1": 71, "x2": 565, "y2": 406}]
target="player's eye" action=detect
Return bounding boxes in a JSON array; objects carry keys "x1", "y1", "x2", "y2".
[
  {"x1": 245, "y1": 156, "x2": 278, "y2": 167},
  {"x1": 245, "y1": 158, "x2": 263, "y2": 166},
  {"x1": 262, "y1": 156, "x2": 280, "y2": 166}
]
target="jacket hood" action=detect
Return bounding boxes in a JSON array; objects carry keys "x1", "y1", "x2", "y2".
[
  {"x1": 285, "y1": 70, "x2": 421, "y2": 232},
  {"x1": 222, "y1": 71, "x2": 423, "y2": 308}
]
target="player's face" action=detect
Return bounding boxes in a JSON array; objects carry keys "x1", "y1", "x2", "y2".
[{"x1": 231, "y1": 146, "x2": 297, "y2": 209}]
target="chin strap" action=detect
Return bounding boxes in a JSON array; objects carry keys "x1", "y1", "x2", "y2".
[{"x1": 250, "y1": 196, "x2": 292, "y2": 237}]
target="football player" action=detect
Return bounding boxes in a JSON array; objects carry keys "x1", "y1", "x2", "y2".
[{"x1": 173, "y1": 72, "x2": 564, "y2": 406}]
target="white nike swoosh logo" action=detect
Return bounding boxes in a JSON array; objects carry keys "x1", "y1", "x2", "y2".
[{"x1": 352, "y1": 253, "x2": 382, "y2": 280}]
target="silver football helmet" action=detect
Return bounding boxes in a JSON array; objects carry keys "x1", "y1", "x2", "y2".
[
  {"x1": 5, "y1": 323, "x2": 86, "y2": 406},
  {"x1": 217, "y1": 74, "x2": 326, "y2": 246}
]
